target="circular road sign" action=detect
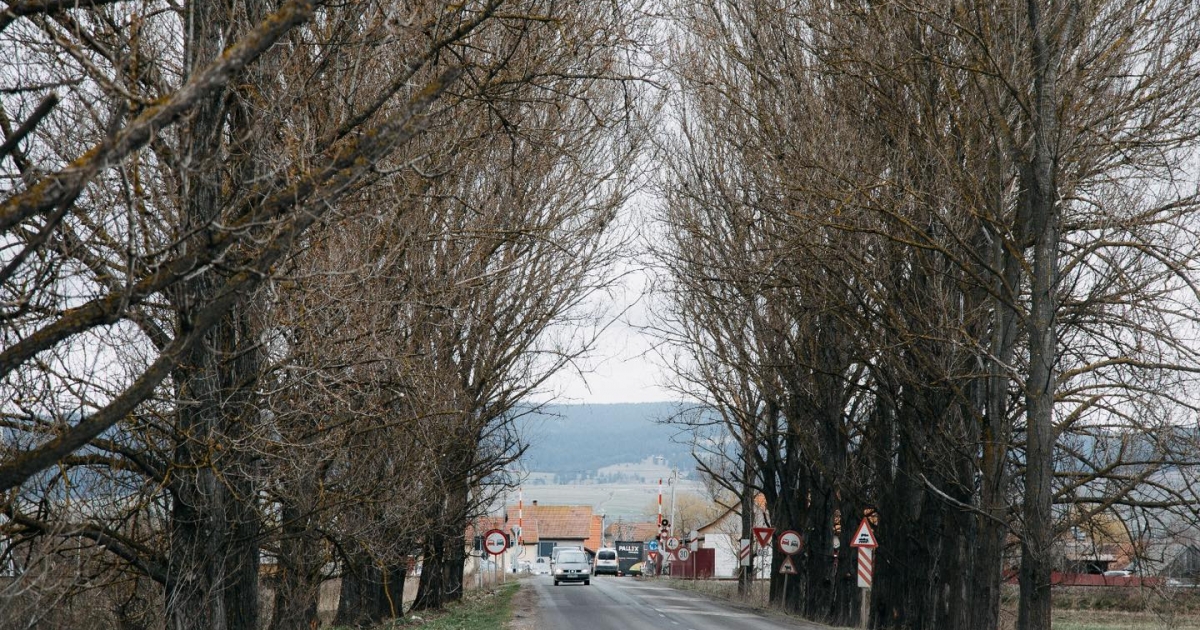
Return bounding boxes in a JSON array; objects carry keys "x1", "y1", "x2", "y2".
[
  {"x1": 483, "y1": 529, "x2": 508, "y2": 556},
  {"x1": 778, "y1": 530, "x2": 803, "y2": 555},
  {"x1": 666, "y1": 537, "x2": 681, "y2": 551},
  {"x1": 676, "y1": 547, "x2": 691, "y2": 562}
]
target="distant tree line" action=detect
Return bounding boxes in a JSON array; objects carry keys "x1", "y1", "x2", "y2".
[
  {"x1": 652, "y1": 2, "x2": 1200, "y2": 630},
  {"x1": 0, "y1": 1, "x2": 649, "y2": 628}
]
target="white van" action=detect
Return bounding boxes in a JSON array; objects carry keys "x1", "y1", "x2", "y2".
[
  {"x1": 594, "y1": 548, "x2": 619, "y2": 575},
  {"x1": 550, "y1": 545, "x2": 583, "y2": 569}
]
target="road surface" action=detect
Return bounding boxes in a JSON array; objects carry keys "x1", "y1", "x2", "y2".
[{"x1": 520, "y1": 574, "x2": 830, "y2": 630}]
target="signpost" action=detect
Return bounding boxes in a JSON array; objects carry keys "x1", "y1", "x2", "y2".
[
  {"x1": 483, "y1": 529, "x2": 508, "y2": 555},
  {"x1": 752, "y1": 527, "x2": 774, "y2": 548},
  {"x1": 777, "y1": 529, "x2": 802, "y2": 594},
  {"x1": 778, "y1": 530, "x2": 802, "y2": 556},
  {"x1": 483, "y1": 528, "x2": 508, "y2": 586},
  {"x1": 850, "y1": 519, "x2": 877, "y2": 629},
  {"x1": 738, "y1": 538, "x2": 751, "y2": 567}
]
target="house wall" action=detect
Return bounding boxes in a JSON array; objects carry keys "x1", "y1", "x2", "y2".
[{"x1": 701, "y1": 531, "x2": 773, "y2": 578}]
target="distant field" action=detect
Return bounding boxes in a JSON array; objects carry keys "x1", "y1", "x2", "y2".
[{"x1": 508, "y1": 480, "x2": 707, "y2": 520}]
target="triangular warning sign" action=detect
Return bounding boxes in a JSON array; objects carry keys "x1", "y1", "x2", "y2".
[
  {"x1": 779, "y1": 556, "x2": 797, "y2": 575},
  {"x1": 752, "y1": 527, "x2": 775, "y2": 547},
  {"x1": 850, "y1": 518, "x2": 877, "y2": 548}
]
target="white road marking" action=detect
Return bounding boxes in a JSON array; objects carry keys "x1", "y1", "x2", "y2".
[{"x1": 654, "y1": 608, "x2": 759, "y2": 618}]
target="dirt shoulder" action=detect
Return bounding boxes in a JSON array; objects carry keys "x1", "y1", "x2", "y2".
[{"x1": 505, "y1": 577, "x2": 540, "y2": 630}]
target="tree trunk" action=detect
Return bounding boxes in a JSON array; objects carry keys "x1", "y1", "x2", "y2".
[
  {"x1": 737, "y1": 451, "x2": 755, "y2": 597},
  {"x1": 335, "y1": 551, "x2": 405, "y2": 627},
  {"x1": 1017, "y1": 3, "x2": 1066, "y2": 628},
  {"x1": 269, "y1": 501, "x2": 323, "y2": 630},
  {"x1": 166, "y1": 305, "x2": 262, "y2": 630}
]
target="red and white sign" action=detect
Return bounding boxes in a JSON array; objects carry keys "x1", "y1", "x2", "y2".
[
  {"x1": 857, "y1": 548, "x2": 874, "y2": 587},
  {"x1": 779, "y1": 555, "x2": 797, "y2": 574},
  {"x1": 752, "y1": 526, "x2": 774, "y2": 548},
  {"x1": 483, "y1": 529, "x2": 508, "y2": 555},
  {"x1": 666, "y1": 536, "x2": 680, "y2": 551},
  {"x1": 676, "y1": 547, "x2": 691, "y2": 562},
  {"x1": 850, "y1": 519, "x2": 877, "y2": 548},
  {"x1": 778, "y1": 530, "x2": 802, "y2": 555},
  {"x1": 739, "y1": 539, "x2": 751, "y2": 566}
]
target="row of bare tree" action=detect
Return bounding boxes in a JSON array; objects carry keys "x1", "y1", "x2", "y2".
[
  {"x1": 653, "y1": 1, "x2": 1200, "y2": 629},
  {"x1": 1, "y1": 0, "x2": 648, "y2": 628}
]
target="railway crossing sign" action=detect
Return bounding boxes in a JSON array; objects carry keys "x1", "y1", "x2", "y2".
[
  {"x1": 739, "y1": 539, "x2": 751, "y2": 566},
  {"x1": 857, "y1": 548, "x2": 874, "y2": 587},
  {"x1": 483, "y1": 529, "x2": 508, "y2": 556},
  {"x1": 850, "y1": 519, "x2": 877, "y2": 548}
]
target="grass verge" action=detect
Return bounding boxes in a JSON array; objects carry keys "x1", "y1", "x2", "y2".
[{"x1": 351, "y1": 581, "x2": 519, "y2": 630}]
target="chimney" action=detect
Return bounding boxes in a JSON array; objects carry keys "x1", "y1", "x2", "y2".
[{"x1": 532, "y1": 500, "x2": 538, "y2": 506}]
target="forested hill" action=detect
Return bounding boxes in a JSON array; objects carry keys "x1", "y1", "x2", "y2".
[{"x1": 517, "y1": 402, "x2": 698, "y2": 475}]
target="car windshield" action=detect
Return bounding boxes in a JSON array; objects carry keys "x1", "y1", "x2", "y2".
[
  {"x1": 559, "y1": 551, "x2": 586, "y2": 563},
  {"x1": 599, "y1": 551, "x2": 616, "y2": 560}
]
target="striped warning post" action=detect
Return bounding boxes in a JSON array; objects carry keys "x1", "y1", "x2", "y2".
[
  {"x1": 739, "y1": 539, "x2": 751, "y2": 566},
  {"x1": 857, "y1": 548, "x2": 874, "y2": 587}
]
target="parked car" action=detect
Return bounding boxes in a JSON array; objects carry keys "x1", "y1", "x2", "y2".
[
  {"x1": 553, "y1": 549, "x2": 591, "y2": 586},
  {"x1": 594, "y1": 548, "x2": 619, "y2": 576},
  {"x1": 531, "y1": 556, "x2": 551, "y2": 575}
]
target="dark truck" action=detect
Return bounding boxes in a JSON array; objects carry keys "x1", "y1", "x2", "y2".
[{"x1": 615, "y1": 540, "x2": 644, "y2": 575}]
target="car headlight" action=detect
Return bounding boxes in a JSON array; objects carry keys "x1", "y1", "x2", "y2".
[
  {"x1": 555, "y1": 568, "x2": 564, "y2": 575},
  {"x1": 581, "y1": 569, "x2": 590, "y2": 574}
]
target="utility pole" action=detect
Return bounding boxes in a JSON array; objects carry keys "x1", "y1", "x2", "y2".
[{"x1": 669, "y1": 466, "x2": 678, "y2": 537}]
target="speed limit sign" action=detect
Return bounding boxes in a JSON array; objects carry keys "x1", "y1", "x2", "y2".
[{"x1": 483, "y1": 529, "x2": 508, "y2": 556}]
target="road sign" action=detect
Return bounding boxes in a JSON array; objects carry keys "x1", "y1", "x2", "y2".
[
  {"x1": 677, "y1": 547, "x2": 690, "y2": 562},
  {"x1": 666, "y1": 537, "x2": 680, "y2": 551},
  {"x1": 752, "y1": 527, "x2": 774, "y2": 548},
  {"x1": 483, "y1": 529, "x2": 508, "y2": 556},
  {"x1": 850, "y1": 519, "x2": 877, "y2": 548},
  {"x1": 648, "y1": 540, "x2": 659, "y2": 551},
  {"x1": 778, "y1": 530, "x2": 802, "y2": 555},
  {"x1": 779, "y1": 555, "x2": 797, "y2": 574},
  {"x1": 739, "y1": 539, "x2": 751, "y2": 566},
  {"x1": 857, "y1": 548, "x2": 874, "y2": 587},
  {"x1": 665, "y1": 550, "x2": 677, "y2": 562}
]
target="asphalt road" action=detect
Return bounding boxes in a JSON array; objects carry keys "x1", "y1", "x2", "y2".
[{"x1": 524, "y1": 574, "x2": 830, "y2": 630}]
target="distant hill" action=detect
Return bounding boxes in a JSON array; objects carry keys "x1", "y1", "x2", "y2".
[{"x1": 516, "y1": 402, "x2": 699, "y2": 477}]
